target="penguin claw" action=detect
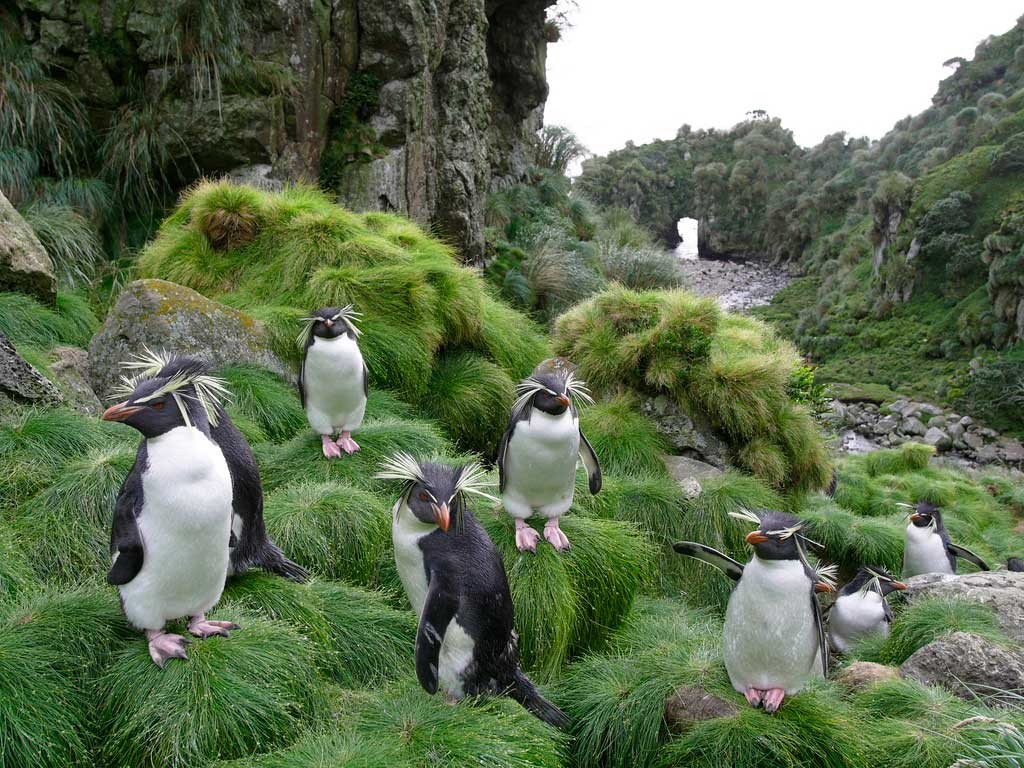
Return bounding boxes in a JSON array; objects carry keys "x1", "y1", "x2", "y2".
[
  {"x1": 146, "y1": 632, "x2": 189, "y2": 668},
  {"x1": 744, "y1": 688, "x2": 763, "y2": 707},
  {"x1": 321, "y1": 435, "x2": 342, "y2": 459},
  {"x1": 763, "y1": 688, "x2": 786, "y2": 714},
  {"x1": 543, "y1": 520, "x2": 571, "y2": 551},
  {"x1": 514, "y1": 523, "x2": 540, "y2": 553},
  {"x1": 188, "y1": 617, "x2": 240, "y2": 639},
  {"x1": 336, "y1": 433, "x2": 360, "y2": 454}
]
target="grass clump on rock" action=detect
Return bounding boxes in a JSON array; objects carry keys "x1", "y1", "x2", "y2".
[
  {"x1": 135, "y1": 180, "x2": 548, "y2": 453},
  {"x1": 554, "y1": 286, "x2": 832, "y2": 493}
]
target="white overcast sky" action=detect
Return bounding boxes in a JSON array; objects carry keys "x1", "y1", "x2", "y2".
[{"x1": 545, "y1": 1, "x2": 1021, "y2": 157}]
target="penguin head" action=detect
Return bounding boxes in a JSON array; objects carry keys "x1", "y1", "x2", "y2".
[
  {"x1": 744, "y1": 511, "x2": 807, "y2": 561},
  {"x1": 377, "y1": 452, "x2": 498, "y2": 533},
  {"x1": 910, "y1": 501, "x2": 942, "y2": 530},
  {"x1": 102, "y1": 353, "x2": 229, "y2": 438},
  {"x1": 843, "y1": 566, "x2": 907, "y2": 597},
  {"x1": 513, "y1": 370, "x2": 593, "y2": 418},
  {"x1": 301, "y1": 305, "x2": 362, "y2": 345}
]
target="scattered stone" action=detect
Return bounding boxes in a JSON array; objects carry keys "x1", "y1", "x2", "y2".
[
  {"x1": 903, "y1": 572, "x2": 1024, "y2": 642},
  {"x1": 929, "y1": 416, "x2": 947, "y2": 430},
  {"x1": 675, "y1": 256, "x2": 792, "y2": 312},
  {"x1": 222, "y1": 164, "x2": 285, "y2": 192},
  {"x1": 0, "y1": 333, "x2": 62, "y2": 409},
  {"x1": 835, "y1": 661, "x2": 900, "y2": 692},
  {"x1": 873, "y1": 415, "x2": 898, "y2": 435},
  {"x1": 901, "y1": 417, "x2": 927, "y2": 436},
  {"x1": 997, "y1": 438, "x2": 1024, "y2": 463},
  {"x1": 923, "y1": 427, "x2": 952, "y2": 450},
  {"x1": 664, "y1": 685, "x2": 739, "y2": 731},
  {"x1": 0, "y1": 190, "x2": 56, "y2": 304},
  {"x1": 964, "y1": 432, "x2": 985, "y2": 450},
  {"x1": 948, "y1": 422, "x2": 966, "y2": 442},
  {"x1": 88, "y1": 279, "x2": 291, "y2": 400},
  {"x1": 900, "y1": 632, "x2": 1024, "y2": 706}
]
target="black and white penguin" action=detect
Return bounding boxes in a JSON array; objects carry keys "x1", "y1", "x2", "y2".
[
  {"x1": 901, "y1": 501, "x2": 991, "y2": 578},
  {"x1": 826, "y1": 566, "x2": 906, "y2": 653},
  {"x1": 117, "y1": 351, "x2": 307, "y2": 582},
  {"x1": 103, "y1": 357, "x2": 240, "y2": 667},
  {"x1": 298, "y1": 305, "x2": 368, "y2": 458},
  {"x1": 673, "y1": 510, "x2": 834, "y2": 713},
  {"x1": 377, "y1": 452, "x2": 569, "y2": 728},
  {"x1": 497, "y1": 370, "x2": 601, "y2": 552}
]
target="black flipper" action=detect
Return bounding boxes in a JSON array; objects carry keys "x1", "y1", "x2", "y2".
[
  {"x1": 108, "y1": 444, "x2": 147, "y2": 586},
  {"x1": 882, "y1": 598, "x2": 893, "y2": 624},
  {"x1": 496, "y1": 422, "x2": 515, "y2": 494},
  {"x1": 948, "y1": 542, "x2": 991, "y2": 571},
  {"x1": 578, "y1": 430, "x2": 602, "y2": 495},
  {"x1": 508, "y1": 667, "x2": 570, "y2": 729},
  {"x1": 362, "y1": 362, "x2": 369, "y2": 397},
  {"x1": 812, "y1": 584, "x2": 829, "y2": 676},
  {"x1": 672, "y1": 541, "x2": 744, "y2": 581},
  {"x1": 415, "y1": 574, "x2": 458, "y2": 695},
  {"x1": 212, "y1": 412, "x2": 309, "y2": 582}
]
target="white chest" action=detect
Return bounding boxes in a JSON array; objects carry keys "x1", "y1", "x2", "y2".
[
  {"x1": 829, "y1": 591, "x2": 887, "y2": 652},
  {"x1": 392, "y1": 501, "x2": 434, "y2": 614},
  {"x1": 505, "y1": 411, "x2": 579, "y2": 490},
  {"x1": 305, "y1": 336, "x2": 364, "y2": 396},
  {"x1": 724, "y1": 556, "x2": 820, "y2": 694},
  {"x1": 903, "y1": 524, "x2": 952, "y2": 577}
]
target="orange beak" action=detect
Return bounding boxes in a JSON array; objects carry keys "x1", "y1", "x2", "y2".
[
  {"x1": 815, "y1": 581, "x2": 834, "y2": 594},
  {"x1": 432, "y1": 502, "x2": 450, "y2": 532},
  {"x1": 910, "y1": 513, "x2": 924, "y2": 523},
  {"x1": 890, "y1": 581, "x2": 907, "y2": 591},
  {"x1": 102, "y1": 401, "x2": 143, "y2": 422},
  {"x1": 745, "y1": 531, "x2": 769, "y2": 545},
  {"x1": 556, "y1": 394, "x2": 571, "y2": 407}
]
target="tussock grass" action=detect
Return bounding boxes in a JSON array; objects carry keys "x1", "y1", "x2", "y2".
[
  {"x1": 479, "y1": 511, "x2": 654, "y2": 678},
  {"x1": 800, "y1": 496, "x2": 905, "y2": 577},
  {"x1": 554, "y1": 287, "x2": 832, "y2": 493},
  {"x1": 0, "y1": 526, "x2": 36, "y2": 604},
  {"x1": 262, "y1": 480, "x2": 391, "y2": 584},
  {"x1": 420, "y1": 351, "x2": 514, "y2": 456},
  {"x1": 863, "y1": 442, "x2": 935, "y2": 477},
  {"x1": 220, "y1": 365, "x2": 306, "y2": 442},
  {"x1": 21, "y1": 202, "x2": 104, "y2": 287},
  {"x1": 869, "y1": 597, "x2": 1006, "y2": 665},
  {"x1": 135, "y1": 182, "x2": 543, "y2": 438},
  {"x1": 580, "y1": 395, "x2": 668, "y2": 476},
  {"x1": 96, "y1": 611, "x2": 328, "y2": 767},
  {"x1": 0, "y1": 291, "x2": 98, "y2": 349}
]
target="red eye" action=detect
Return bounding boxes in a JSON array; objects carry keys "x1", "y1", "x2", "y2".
[
  {"x1": 418, "y1": 491, "x2": 430, "y2": 502},
  {"x1": 152, "y1": 402, "x2": 166, "y2": 410}
]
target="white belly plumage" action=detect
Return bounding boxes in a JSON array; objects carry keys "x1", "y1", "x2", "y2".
[
  {"x1": 902, "y1": 524, "x2": 953, "y2": 578},
  {"x1": 829, "y1": 591, "x2": 888, "y2": 653},
  {"x1": 303, "y1": 335, "x2": 366, "y2": 434},
  {"x1": 502, "y1": 410, "x2": 580, "y2": 520},
  {"x1": 724, "y1": 556, "x2": 821, "y2": 695},
  {"x1": 392, "y1": 500, "x2": 476, "y2": 698},
  {"x1": 119, "y1": 427, "x2": 233, "y2": 630}
]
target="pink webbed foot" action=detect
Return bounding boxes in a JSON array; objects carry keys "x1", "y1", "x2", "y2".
[
  {"x1": 763, "y1": 688, "x2": 786, "y2": 714},
  {"x1": 336, "y1": 432, "x2": 360, "y2": 455},
  {"x1": 544, "y1": 519, "x2": 571, "y2": 551},
  {"x1": 145, "y1": 630, "x2": 188, "y2": 668},
  {"x1": 514, "y1": 519, "x2": 541, "y2": 553},
  {"x1": 188, "y1": 614, "x2": 240, "y2": 639},
  {"x1": 321, "y1": 434, "x2": 342, "y2": 459},
  {"x1": 744, "y1": 688, "x2": 764, "y2": 708}
]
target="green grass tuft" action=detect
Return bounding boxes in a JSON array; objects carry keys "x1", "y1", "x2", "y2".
[
  {"x1": 580, "y1": 395, "x2": 668, "y2": 476},
  {"x1": 864, "y1": 443, "x2": 936, "y2": 477},
  {"x1": 220, "y1": 365, "x2": 306, "y2": 442},
  {"x1": 871, "y1": 596, "x2": 1006, "y2": 666},
  {"x1": 0, "y1": 291, "x2": 98, "y2": 349}
]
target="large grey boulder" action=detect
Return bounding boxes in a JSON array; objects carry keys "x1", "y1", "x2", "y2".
[
  {"x1": 903, "y1": 571, "x2": 1024, "y2": 642},
  {"x1": 641, "y1": 395, "x2": 729, "y2": 468},
  {"x1": 900, "y1": 632, "x2": 1024, "y2": 706},
  {"x1": 88, "y1": 279, "x2": 290, "y2": 401},
  {"x1": 0, "y1": 191, "x2": 56, "y2": 304},
  {"x1": 923, "y1": 426, "x2": 952, "y2": 451},
  {"x1": 47, "y1": 346, "x2": 102, "y2": 415},
  {"x1": 0, "y1": 333, "x2": 62, "y2": 410}
]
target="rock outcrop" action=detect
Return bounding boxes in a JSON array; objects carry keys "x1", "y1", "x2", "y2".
[
  {"x1": 0, "y1": 191, "x2": 56, "y2": 304},
  {"x1": 88, "y1": 279, "x2": 289, "y2": 400},
  {"x1": 903, "y1": 571, "x2": 1024, "y2": 643},
  {"x1": 900, "y1": 632, "x2": 1024, "y2": 706},
  {"x1": 10, "y1": 0, "x2": 554, "y2": 263},
  {"x1": 47, "y1": 346, "x2": 102, "y2": 415},
  {"x1": 0, "y1": 333, "x2": 62, "y2": 411},
  {"x1": 834, "y1": 661, "x2": 901, "y2": 692}
]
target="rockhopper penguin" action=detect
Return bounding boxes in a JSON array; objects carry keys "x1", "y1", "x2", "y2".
[
  {"x1": 116, "y1": 350, "x2": 307, "y2": 582},
  {"x1": 826, "y1": 566, "x2": 906, "y2": 653},
  {"x1": 377, "y1": 452, "x2": 569, "y2": 728},
  {"x1": 103, "y1": 356, "x2": 240, "y2": 667},
  {"x1": 674, "y1": 510, "x2": 835, "y2": 713},
  {"x1": 298, "y1": 305, "x2": 368, "y2": 458},
  {"x1": 497, "y1": 370, "x2": 601, "y2": 552},
  {"x1": 901, "y1": 501, "x2": 991, "y2": 578}
]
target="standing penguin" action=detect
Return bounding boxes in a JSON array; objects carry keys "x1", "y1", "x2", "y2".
[
  {"x1": 117, "y1": 351, "x2": 307, "y2": 582},
  {"x1": 497, "y1": 371, "x2": 601, "y2": 552},
  {"x1": 103, "y1": 357, "x2": 240, "y2": 667},
  {"x1": 827, "y1": 566, "x2": 906, "y2": 653},
  {"x1": 901, "y1": 501, "x2": 991, "y2": 578},
  {"x1": 377, "y1": 453, "x2": 569, "y2": 728},
  {"x1": 673, "y1": 510, "x2": 834, "y2": 713},
  {"x1": 298, "y1": 305, "x2": 368, "y2": 458}
]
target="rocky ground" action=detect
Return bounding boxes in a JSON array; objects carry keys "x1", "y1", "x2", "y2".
[{"x1": 677, "y1": 256, "x2": 792, "y2": 312}]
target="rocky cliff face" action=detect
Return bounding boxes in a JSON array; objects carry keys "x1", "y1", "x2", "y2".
[{"x1": 7, "y1": 0, "x2": 552, "y2": 262}]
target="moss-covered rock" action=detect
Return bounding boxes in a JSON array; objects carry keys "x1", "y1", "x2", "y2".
[{"x1": 0, "y1": 190, "x2": 56, "y2": 304}]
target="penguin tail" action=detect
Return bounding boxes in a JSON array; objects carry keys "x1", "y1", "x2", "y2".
[
  {"x1": 508, "y1": 668, "x2": 570, "y2": 729},
  {"x1": 234, "y1": 541, "x2": 309, "y2": 583}
]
